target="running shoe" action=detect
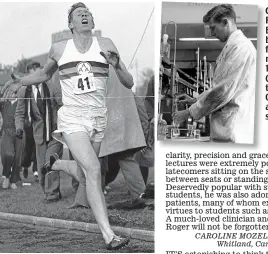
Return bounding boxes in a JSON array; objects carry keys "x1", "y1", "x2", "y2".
[{"x1": 106, "y1": 235, "x2": 130, "y2": 250}]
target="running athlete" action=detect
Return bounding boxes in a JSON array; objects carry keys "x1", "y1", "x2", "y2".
[{"x1": 2, "y1": 2, "x2": 132, "y2": 250}]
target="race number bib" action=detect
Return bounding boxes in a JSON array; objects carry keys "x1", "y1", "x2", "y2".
[{"x1": 72, "y1": 74, "x2": 96, "y2": 95}]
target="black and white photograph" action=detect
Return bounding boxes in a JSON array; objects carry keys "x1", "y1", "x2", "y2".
[
  {"x1": 158, "y1": 2, "x2": 258, "y2": 144},
  {"x1": 0, "y1": 2, "x2": 154, "y2": 252}
]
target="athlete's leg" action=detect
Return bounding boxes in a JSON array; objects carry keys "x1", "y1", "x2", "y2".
[
  {"x1": 62, "y1": 131, "x2": 114, "y2": 244},
  {"x1": 52, "y1": 159, "x2": 82, "y2": 182},
  {"x1": 92, "y1": 142, "x2": 105, "y2": 190},
  {"x1": 52, "y1": 144, "x2": 104, "y2": 189}
]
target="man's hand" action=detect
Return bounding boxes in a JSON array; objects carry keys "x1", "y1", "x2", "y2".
[
  {"x1": 100, "y1": 51, "x2": 120, "y2": 69},
  {"x1": 1, "y1": 74, "x2": 22, "y2": 99},
  {"x1": 172, "y1": 109, "x2": 191, "y2": 125},
  {"x1": 175, "y1": 94, "x2": 196, "y2": 105},
  {"x1": 16, "y1": 129, "x2": 23, "y2": 139}
]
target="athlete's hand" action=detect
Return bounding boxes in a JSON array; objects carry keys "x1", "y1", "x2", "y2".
[
  {"x1": 100, "y1": 50, "x2": 120, "y2": 69},
  {"x1": 1, "y1": 74, "x2": 22, "y2": 99}
]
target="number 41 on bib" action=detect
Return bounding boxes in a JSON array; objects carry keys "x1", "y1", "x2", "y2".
[{"x1": 72, "y1": 73, "x2": 97, "y2": 95}]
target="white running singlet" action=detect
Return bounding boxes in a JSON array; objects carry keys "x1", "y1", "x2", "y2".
[{"x1": 57, "y1": 37, "x2": 109, "y2": 108}]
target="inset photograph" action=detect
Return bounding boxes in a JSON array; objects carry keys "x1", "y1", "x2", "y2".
[{"x1": 158, "y1": 2, "x2": 258, "y2": 144}]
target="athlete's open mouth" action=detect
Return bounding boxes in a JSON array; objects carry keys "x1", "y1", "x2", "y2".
[{"x1": 82, "y1": 19, "x2": 88, "y2": 24}]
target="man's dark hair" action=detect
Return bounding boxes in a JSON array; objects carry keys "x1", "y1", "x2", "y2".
[
  {"x1": 68, "y1": 2, "x2": 94, "y2": 34},
  {"x1": 203, "y1": 4, "x2": 236, "y2": 23},
  {"x1": 27, "y1": 61, "x2": 41, "y2": 71},
  {"x1": 68, "y1": 2, "x2": 87, "y2": 24}
]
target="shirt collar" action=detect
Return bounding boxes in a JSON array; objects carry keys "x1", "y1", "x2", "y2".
[
  {"x1": 10, "y1": 99, "x2": 17, "y2": 105},
  {"x1": 32, "y1": 83, "x2": 42, "y2": 89},
  {"x1": 224, "y1": 29, "x2": 242, "y2": 48}
]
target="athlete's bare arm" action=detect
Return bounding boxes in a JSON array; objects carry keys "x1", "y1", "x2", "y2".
[
  {"x1": 99, "y1": 37, "x2": 134, "y2": 89},
  {"x1": 18, "y1": 59, "x2": 58, "y2": 88},
  {"x1": 2, "y1": 43, "x2": 62, "y2": 98}
]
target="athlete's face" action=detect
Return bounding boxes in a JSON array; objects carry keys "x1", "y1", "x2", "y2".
[{"x1": 70, "y1": 7, "x2": 94, "y2": 33}]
